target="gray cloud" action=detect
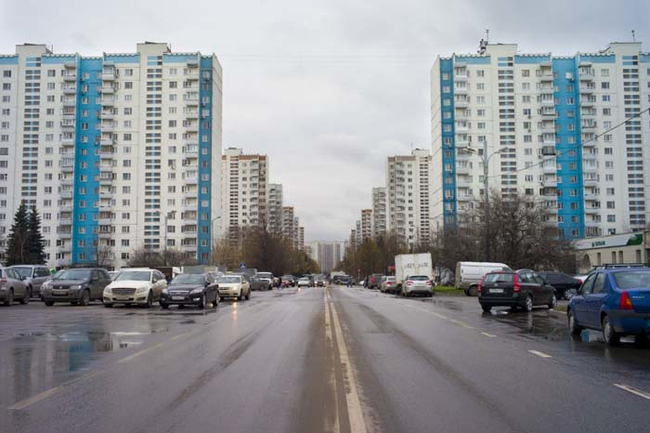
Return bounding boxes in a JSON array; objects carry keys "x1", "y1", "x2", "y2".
[{"x1": 1, "y1": 0, "x2": 648, "y2": 240}]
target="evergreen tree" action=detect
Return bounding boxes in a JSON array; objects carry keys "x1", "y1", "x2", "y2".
[
  {"x1": 4, "y1": 202, "x2": 30, "y2": 266},
  {"x1": 27, "y1": 207, "x2": 46, "y2": 265}
]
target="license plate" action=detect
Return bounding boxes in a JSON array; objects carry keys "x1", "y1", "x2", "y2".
[
  {"x1": 172, "y1": 296, "x2": 185, "y2": 301},
  {"x1": 490, "y1": 288, "x2": 504, "y2": 294}
]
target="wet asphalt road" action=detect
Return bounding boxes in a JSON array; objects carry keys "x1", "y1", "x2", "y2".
[{"x1": 1, "y1": 285, "x2": 650, "y2": 433}]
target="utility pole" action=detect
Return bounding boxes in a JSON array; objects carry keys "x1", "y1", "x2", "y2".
[{"x1": 483, "y1": 139, "x2": 490, "y2": 262}]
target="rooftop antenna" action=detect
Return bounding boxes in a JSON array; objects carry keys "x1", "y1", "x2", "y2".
[
  {"x1": 478, "y1": 29, "x2": 489, "y2": 55},
  {"x1": 632, "y1": 30, "x2": 636, "y2": 42},
  {"x1": 486, "y1": 29, "x2": 489, "y2": 43}
]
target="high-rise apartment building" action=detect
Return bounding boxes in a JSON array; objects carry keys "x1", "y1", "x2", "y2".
[
  {"x1": 0, "y1": 42, "x2": 223, "y2": 268},
  {"x1": 386, "y1": 149, "x2": 434, "y2": 246},
  {"x1": 268, "y1": 183, "x2": 283, "y2": 235},
  {"x1": 431, "y1": 41, "x2": 650, "y2": 238},
  {"x1": 308, "y1": 241, "x2": 343, "y2": 273},
  {"x1": 220, "y1": 147, "x2": 268, "y2": 244},
  {"x1": 360, "y1": 209, "x2": 372, "y2": 241},
  {"x1": 371, "y1": 187, "x2": 387, "y2": 238},
  {"x1": 282, "y1": 206, "x2": 295, "y2": 243}
]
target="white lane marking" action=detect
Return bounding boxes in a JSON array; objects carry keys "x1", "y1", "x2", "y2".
[
  {"x1": 528, "y1": 350, "x2": 552, "y2": 359},
  {"x1": 329, "y1": 293, "x2": 368, "y2": 433},
  {"x1": 481, "y1": 332, "x2": 496, "y2": 338},
  {"x1": 450, "y1": 319, "x2": 475, "y2": 329},
  {"x1": 614, "y1": 383, "x2": 650, "y2": 400},
  {"x1": 323, "y1": 289, "x2": 341, "y2": 433}
]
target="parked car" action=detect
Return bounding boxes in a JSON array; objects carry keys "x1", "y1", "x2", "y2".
[
  {"x1": 297, "y1": 277, "x2": 312, "y2": 288},
  {"x1": 251, "y1": 272, "x2": 273, "y2": 291},
  {"x1": 456, "y1": 262, "x2": 511, "y2": 296},
  {"x1": 42, "y1": 268, "x2": 111, "y2": 306},
  {"x1": 379, "y1": 276, "x2": 398, "y2": 294},
  {"x1": 161, "y1": 273, "x2": 219, "y2": 309},
  {"x1": 567, "y1": 267, "x2": 650, "y2": 346},
  {"x1": 400, "y1": 275, "x2": 433, "y2": 297},
  {"x1": 0, "y1": 266, "x2": 30, "y2": 306},
  {"x1": 314, "y1": 275, "x2": 326, "y2": 287},
  {"x1": 537, "y1": 271, "x2": 582, "y2": 300},
  {"x1": 108, "y1": 271, "x2": 121, "y2": 281},
  {"x1": 103, "y1": 268, "x2": 167, "y2": 308},
  {"x1": 9, "y1": 265, "x2": 51, "y2": 298},
  {"x1": 478, "y1": 269, "x2": 557, "y2": 313},
  {"x1": 365, "y1": 274, "x2": 385, "y2": 290},
  {"x1": 217, "y1": 275, "x2": 250, "y2": 301}
]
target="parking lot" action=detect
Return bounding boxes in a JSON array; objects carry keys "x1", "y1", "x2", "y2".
[{"x1": 2, "y1": 285, "x2": 650, "y2": 433}]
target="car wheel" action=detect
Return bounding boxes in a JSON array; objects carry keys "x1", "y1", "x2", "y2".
[
  {"x1": 602, "y1": 315, "x2": 620, "y2": 346},
  {"x1": 20, "y1": 290, "x2": 30, "y2": 304},
  {"x1": 567, "y1": 309, "x2": 583, "y2": 335},
  {"x1": 160, "y1": 302, "x2": 170, "y2": 310},
  {"x1": 213, "y1": 295, "x2": 219, "y2": 308},
  {"x1": 481, "y1": 304, "x2": 492, "y2": 313},
  {"x1": 564, "y1": 288, "x2": 577, "y2": 300},
  {"x1": 45, "y1": 300, "x2": 55, "y2": 307},
  {"x1": 4, "y1": 290, "x2": 13, "y2": 306},
  {"x1": 245, "y1": 290, "x2": 250, "y2": 300},
  {"x1": 523, "y1": 295, "x2": 533, "y2": 313},
  {"x1": 145, "y1": 292, "x2": 153, "y2": 308},
  {"x1": 548, "y1": 293, "x2": 557, "y2": 309},
  {"x1": 197, "y1": 294, "x2": 206, "y2": 309},
  {"x1": 79, "y1": 290, "x2": 90, "y2": 307},
  {"x1": 104, "y1": 303, "x2": 113, "y2": 308}
]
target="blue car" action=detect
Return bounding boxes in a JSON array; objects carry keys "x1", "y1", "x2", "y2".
[{"x1": 567, "y1": 267, "x2": 650, "y2": 346}]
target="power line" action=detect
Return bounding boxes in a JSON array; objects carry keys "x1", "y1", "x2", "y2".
[{"x1": 487, "y1": 106, "x2": 650, "y2": 179}]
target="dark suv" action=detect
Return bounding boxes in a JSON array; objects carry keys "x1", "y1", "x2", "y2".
[
  {"x1": 41, "y1": 268, "x2": 112, "y2": 306},
  {"x1": 366, "y1": 274, "x2": 385, "y2": 290},
  {"x1": 537, "y1": 271, "x2": 582, "y2": 300},
  {"x1": 478, "y1": 269, "x2": 557, "y2": 313}
]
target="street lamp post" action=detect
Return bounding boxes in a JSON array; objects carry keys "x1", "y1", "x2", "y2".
[{"x1": 459, "y1": 144, "x2": 512, "y2": 262}]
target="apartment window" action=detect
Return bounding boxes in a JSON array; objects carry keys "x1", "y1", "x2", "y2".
[
  {"x1": 124, "y1": 69, "x2": 134, "y2": 76},
  {"x1": 476, "y1": 70, "x2": 484, "y2": 77},
  {"x1": 601, "y1": 69, "x2": 609, "y2": 77},
  {"x1": 522, "y1": 70, "x2": 530, "y2": 77},
  {"x1": 125, "y1": 95, "x2": 133, "y2": 102},
  {"x1": 124, "y1": 82, "x2": 133, "y2": 89},
  {"x1": 602, "y1": 95, "x2": 610, "y2": 102},
  {"x1": 124, "y1": 108, "x2": 132, "y2": 115},
  {"x1": 601, "y1": 82, "x2": 610, "y2": 89},
  {"x1": 3, "y1": 70, "x2": 11, "y2": 78},
  {"x1": 476, "y1": 83, "x2": 485, "y2": 90}
]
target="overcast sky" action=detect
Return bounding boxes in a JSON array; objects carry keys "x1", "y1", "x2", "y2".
[{"x1": 1, "y1": 0, "x2": 648, "y2": 241}]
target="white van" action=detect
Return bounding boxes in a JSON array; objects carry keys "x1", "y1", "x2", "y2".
[{"x1": 455, "y1": 262, "x2": 511, "y2": 296}]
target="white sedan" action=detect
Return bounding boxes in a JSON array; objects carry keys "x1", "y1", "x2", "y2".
[
  {"x1": 297, "y1": 277, "x2": 312, "y2": 288},
  {"x1": 217, "y1": 275, "x2": 250, "y2": 301},
  {"x1": 103, "y1": 269, "x2": 167, "y2": 308}
]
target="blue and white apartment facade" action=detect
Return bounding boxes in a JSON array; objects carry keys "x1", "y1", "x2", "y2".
[
  {"x1": 0, "y1": 42, "x2": 223, "y2": 268},
  {"x1": 431, "y1": 42, "x2": 650, "y2": 239}
]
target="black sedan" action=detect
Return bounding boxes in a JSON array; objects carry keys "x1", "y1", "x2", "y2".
[
  {"x1": 537, "y1": 271, "x2": 582, "y2": 300},
  {"x1": 160, "y1": 273, "x2": 219, "y2": 309}
]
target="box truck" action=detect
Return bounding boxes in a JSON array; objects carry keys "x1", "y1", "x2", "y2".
[{"x1": 395, "y1": 253, "x2": 433, "y2": 290}]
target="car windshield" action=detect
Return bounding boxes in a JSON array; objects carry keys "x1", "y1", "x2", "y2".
[
  {"x1": 613, "y1": 271, "x2": 650, "y2": 290},
  {"x1": 11, "y1": 267, "x2": 33, "y2": 278},
  {"x1": 484, "y1": 273, "x2": 514, "y2": 283},
  {"x1": 219, "y1": 276, "x2": 241, "y2": 284},
  {"x1": 257, "y1": 273, "x2": 272, "y2": 279},
  {"x1": 116, "y1": 271, "x2": 151, "y2": 282},
  {"x1": 300, "y1": 278, "x2": 309, "y2": 281},
  {"x1": 54, "y1": 269, "x2": 91, "y2": 281},
  {"x1": 408, "y1": 276, "x2": 429, "y2": 281},
  {"x1": 171, "y1": 274, "x2": 204, "y2": 285}
]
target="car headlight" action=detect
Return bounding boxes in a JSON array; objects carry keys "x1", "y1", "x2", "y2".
[
  {"x1": 162, "y1": 288, "x2": 168, "y2": 294},
  {"x1": 70, "y1": 285, "x2": 82, "y2": 290},
  {"x1": 104, "y1": 287, "x2": 112, "y2": 293},
  {"x1": 136, "y1": 286, "x2": 150, "y2": 293},
  {"x1": 190, "y1": 288, "x2": 204, "y2": 295}
]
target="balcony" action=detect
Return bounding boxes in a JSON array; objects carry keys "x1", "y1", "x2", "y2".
[
  {"x1": 58, "y1": 217, "x2": 72, "y2": 226},
  {"x1": 581, "y1": 97, "x2": 596, "y2": 107},
  {"x1": 101, "y1": 97, "x2": 116, "y2": 107},
  {"x1": 454, "y1": 99, "x2": 468, "y2": 108},
  {"x1": 541, "y1": 108, "x2": 555, "y2": 117},
  {"x1": 454, "y1": 85, "x2": 468, "y2": 95},
  {"x1": 100, "y1": 110, "x2": 115, "y2": 120},
  {"x1": 99, "y1": 85, "x2": 115, "y2": 94},
  {"x1": 99, "y1": 176, "x2": 113, "y2": 185},
  {"x1": 583, "y1": 165, "x2": 598, "y2": 174},
  {"x1": 584, "y1": 192, "x2": 598, "y2": 201},
  {"x1": 60, "y1": 120, "x2": 75, "y2": 129},
  {"x1": 585, "y1": 207, "x2": 600, "y2": 215},
  {"x1": 581, "y1": 121, "x2": 596, "y2": 131},
  {"x1": 540, "y1": 72, "x2": 554, "y2": 82},
  {"x1": 184, "y1": 123, "x2": 199, "y2": 133},
  {"x1": 542, "y1": 179, "x2": 558, "y2": 188},
  {"x1": 101, "y1": 137, "x2": 116, "y2": 146},
  {"x1": 183, "y1": 202, "x2": 197, "y2": 212},
  {"x1": 59, "y1": 244, "x2": 72, "y2": 254},
  {"x1": 579, "y1": 86, "x2": 595, "y2": 95},
  {"x1": 540, "y1": 123, "x2": 555, "y2": 134},
  {"x1": 101, "y1": 71, "x2": 116, "y2": 81},
  {"x1": 63, "y1": 86, "x2": 77, "y2": 95},
  {"x1": 99, "y1": 165, "x2": 113, "y2": 174},
  {"x1": 62, "y1": 74, "x2": 76, "y2": 82},
  {"x1": 457, "y1": 193, "x2": 473, "y2": 202},
  {"x1": 542, "y1": 164, "x2": 556, "y2": 174},
  {"x1": 59, "y1": 231, "x2": 72, "y2": 240},
  {"x1": 100, "y1": 191, "x2": 115, "y2": 200},
  {"x1": 455, "y1": 109, "x2": 469, "y2": 121},
  {"x1": 59, "y1": 190, "x2": 73, "y2": 200},
  {"x1": 61, "y1": 164, "x2": 74, "y2": 173},
  {"x1": 59, "y1": 205, "x2": 73, "y2": 213},
  {"x1": 64, "y1": 61, "x2": 76, "y2": 69},
  {"x1": 183, "y1": 190, "x2": 198, "y2": 199},
  {"x1": 60, "y1": 178, "x2": 74, "y2": 187},
  {"x1": 456, "y1": 166, "x2": 471, "y2": 175},
  {"x1": 98, "y1": 231, "x2": 114, "y2": 239},
  {"x1": 579, "y1": 70, "x2": 595, "y2": 80},
  {"x1": 102, "y1": 122, "x2": 116, "y2": 132},
  {"x1": 541, "y1": 99, "x2": 555, "y2": 107},
  {"x1": 455, "y1": 123, "x2": 469, "y2": 133},
  {"x1": 584, "y1": 176, "x2": 599, "y2": 186},
  {"x1": 62, "y1": 99, "x2": 76, "y2": 108},
  {"x1": 186, "y1": 110, "x2": 199, "y2": 120}
]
